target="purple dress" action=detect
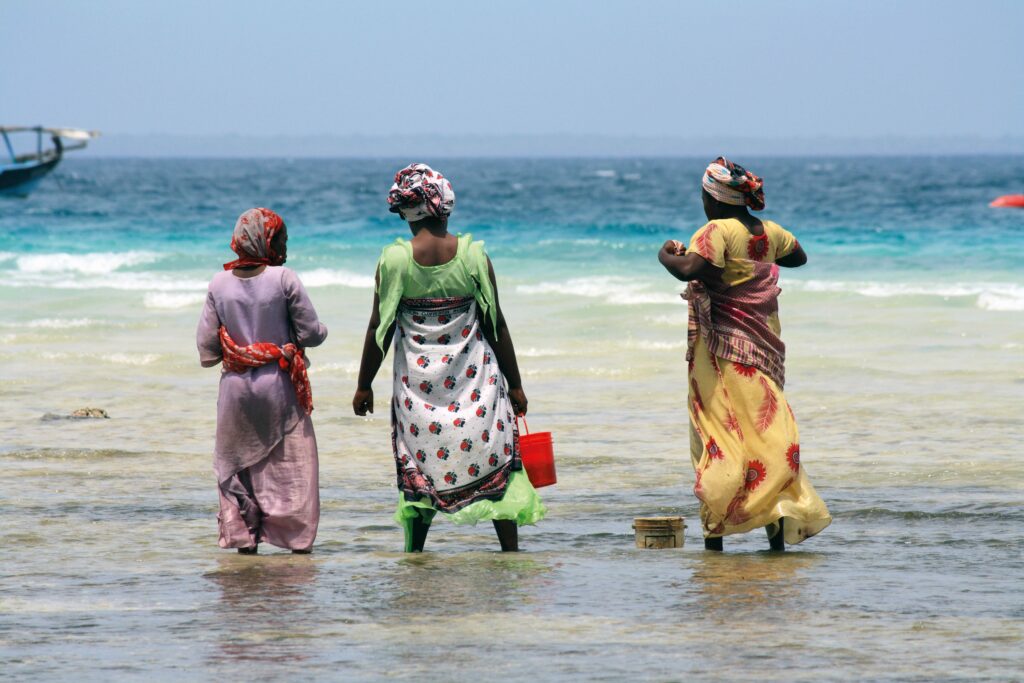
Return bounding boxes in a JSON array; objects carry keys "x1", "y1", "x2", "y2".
[{"x1": 196, "y1": 266, "x2": 327, "y2": 550}]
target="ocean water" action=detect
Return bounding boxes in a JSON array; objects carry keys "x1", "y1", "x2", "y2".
[{"x1": 1, "y1": 157, "x2": 1022, "y2": 681}]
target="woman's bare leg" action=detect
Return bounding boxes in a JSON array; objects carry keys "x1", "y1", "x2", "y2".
[
  {"x1": 409, "y1": 515, "x2": 431, "y2": 552},
  {"x1": 493, "y1": 520, "x2": 518, "y2": 551},
  {"x1": 767, "y1": 518, "x2": 785, "y2": 551},
  {"x1": 704, "y1": 536, "x2": 723, "y2": 551}
]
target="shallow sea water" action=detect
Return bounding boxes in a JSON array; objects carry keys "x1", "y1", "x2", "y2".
[{"x1": 1, "y1": 158, "x2": 1023, "y2": 681}]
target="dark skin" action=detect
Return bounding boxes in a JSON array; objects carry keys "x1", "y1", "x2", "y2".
[
  {"x1": 658, "y1": 190, "x2": 807, "y2": 552},
  {"x1": 202, "y1": 227, "x2": 304, "y2": 555},
  {"x1": 352, "y1": 215, "x2": 526, "y2": 552}
]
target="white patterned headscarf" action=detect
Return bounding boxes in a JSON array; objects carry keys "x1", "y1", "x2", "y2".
[
  {"x1": 387, "y1": 163, "x2": 455, "y2": 222},
  {"x1": 702, "y1": 156, "x2": 765, "y2": 211}
]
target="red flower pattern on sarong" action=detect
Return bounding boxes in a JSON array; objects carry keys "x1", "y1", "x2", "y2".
[
  {"x1": 756, "y1": 376, "x2": 778, "y2": 432},
  {"x1": 218, "y1": 326, "x2": 312, "y2": 414},
  {"x1": 747, "y1": 233, "x2": 769, "y2": 261},
  {"x1": 706, "y1": 436, "x2": 724, "y2": 461},
  {"x1": 693, "y1": 222, "x2": 718, "y2": 262},
  {"x1": 732, "y1": 362, "x2": 757, "y2": 378},
  {"x1": 724, "y1": 411, "x2": 744, "y2": 440},
  {"x1": 724, "y1": 490, "x2": 751, "y2": 524},
  {"x1": 690, "y1": 378, "x2": 704, "y2": 414},
  {"x1": 744, "y1": 460, "x2": 766, "y2": 491},
  {"x1": 786, "y1": 443, "x2": 800, "y2": 472}
]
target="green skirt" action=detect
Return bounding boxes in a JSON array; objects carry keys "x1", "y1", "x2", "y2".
[{"x1": 395, "y1": 470, "x2": 547, "y2": 551}]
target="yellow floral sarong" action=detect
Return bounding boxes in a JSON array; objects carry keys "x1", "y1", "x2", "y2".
[{"x1": 684, "y1": 219, "x2": 831, "y2": 543}]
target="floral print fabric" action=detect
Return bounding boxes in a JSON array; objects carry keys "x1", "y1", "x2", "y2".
[
  {"x1": 684, "y1": 219, "x2": 831, "y2": 543},
  {"x1": 391, "y1": 296, "x2": 521, "y2": 513}
]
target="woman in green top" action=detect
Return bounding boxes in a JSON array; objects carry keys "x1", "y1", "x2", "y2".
[{"x1": 353, "y1": 163, "x2": 546, "y2": 552}]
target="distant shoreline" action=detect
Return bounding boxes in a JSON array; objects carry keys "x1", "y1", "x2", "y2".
[{"x1": 71, "y1": 133, "x2": 1024, "y2": 159}]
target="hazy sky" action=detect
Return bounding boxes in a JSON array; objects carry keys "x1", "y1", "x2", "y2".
[{"x1": 3, "y1": 0, "x2": 1022, "y2": 140}]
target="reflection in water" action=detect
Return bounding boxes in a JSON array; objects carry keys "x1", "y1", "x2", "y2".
[
  {"x1": 689, "y1": 552, "x2": 823, "y2": 625},
  {"x1": 372, "y1": 553, "x2": 555, "y2": 619},
  {"x1": 203, "y1": 555, "x2": 319, "y2": 664}
]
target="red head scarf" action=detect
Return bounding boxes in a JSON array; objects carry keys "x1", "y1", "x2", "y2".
[{"x1": 223, "y1": 208, "x2": 286, "y2": 270}]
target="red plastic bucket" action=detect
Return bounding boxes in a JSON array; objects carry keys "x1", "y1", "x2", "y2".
[{"x1": 517, "y1": 416, "x2": 556, "y2": 488}]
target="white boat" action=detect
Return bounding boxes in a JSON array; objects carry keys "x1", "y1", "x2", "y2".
[{"x1": 0, "y1": 126, "x2": 100, "y2": 197}]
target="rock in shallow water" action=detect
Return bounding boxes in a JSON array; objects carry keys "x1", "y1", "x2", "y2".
[
  {"x1": 71, "y1": 408, "x2": 109, "y2": 419},
  {"x1": 41, "y1": 408, "x2": 111, "y2": 421}
]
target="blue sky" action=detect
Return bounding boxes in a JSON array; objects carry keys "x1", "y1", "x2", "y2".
[{"x1": 2, "y1": 0, "x2": 1022, "y2": 142}]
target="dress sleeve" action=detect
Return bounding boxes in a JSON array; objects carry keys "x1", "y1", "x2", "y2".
[
  {"x1": 688, "y1": 221, "x2": 727, "y2": 268},
  {"x1": 375, "y1": 242, "x2": 407, "y2": 351},
  {"x1": 282, "y1": 268, "x2": 328, "y2": 348},
  {"x1": 769, "y1": 222, "x2": 800, "y2": 259},
  {"x1": 466, "y1": 239, "x2": 498, "y2": 336},
  {"x1": 196, "y1": 287, "x2": 223, "y2": 365}
]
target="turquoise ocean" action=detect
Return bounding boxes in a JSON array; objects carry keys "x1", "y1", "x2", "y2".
[{"x1": 2, "y1": 157, "x2": 1022, "y2": 681}]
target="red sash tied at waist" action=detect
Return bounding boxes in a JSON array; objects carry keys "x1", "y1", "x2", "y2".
[{"x1": 218, "y1": 326, "x2": 314, "y2": 415}]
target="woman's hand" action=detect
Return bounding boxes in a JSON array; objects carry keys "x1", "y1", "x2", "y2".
[
  {"x1": 508, "y1": 387, "x2": 528, "y2": 416},
  {"x1": 662, "y1": 239, "x2": 686, "y2": 256},
  {"x1": 353, "y1": 387, "x2": 374, "y2": 416}
]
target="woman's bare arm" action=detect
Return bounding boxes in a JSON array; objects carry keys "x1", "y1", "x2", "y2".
[
  {"x1": 776, "y1": 242, "x2": 808, "y2": 268},
  {"x1": 481, "y1": 257, "x2": 527, "y2": 416},
  {"x1": 353, "y1": 267, "x2": 395, "y2": 416},
  {"x1": 657, "y1": 240, "x2": 723, "y2": 282}
]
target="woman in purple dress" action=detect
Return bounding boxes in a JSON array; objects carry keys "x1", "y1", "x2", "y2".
[{"x1": 196, "y1": 208, "x2": 328, "y2": 554}]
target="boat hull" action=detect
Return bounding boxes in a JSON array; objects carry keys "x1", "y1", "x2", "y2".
[
  {"x1": 990, "y1": 194, "x2": 1024, "y2": 208},
  {"x1": 0, "y1": 156, "x2": 60, "y2": 197}
]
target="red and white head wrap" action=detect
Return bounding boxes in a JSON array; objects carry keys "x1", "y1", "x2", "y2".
[
  {"x1": 223, "y1": 208, "x2": 286, "y2": 270},
  {"x1": 387, "y1": 163, "x2": 455, "y2": 222},
  {"x1": 702, "y1": 157, "x2": 765, "y2": 211}
]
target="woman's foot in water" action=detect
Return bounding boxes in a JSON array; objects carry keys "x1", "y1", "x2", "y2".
[
  {"x1": 408, "y1": 515, "x2": 431, "y2": 552},
  {"x1": 292, "y1": 547, "x2": 313, "y2": 555},
  {"x1": 237, "y1": 545, "x2": 258, "y2": 555},
  {"x1": 493, "y1": 520, "x2": 519, "y2": 552},
  {"x1": 704, "y1": 536, "x2": 723, "y2": 551},
  {"x1": 767, "y1": 519, "x2": 785, "y2": 552}
]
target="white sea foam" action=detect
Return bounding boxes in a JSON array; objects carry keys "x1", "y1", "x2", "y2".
[
  {"x1": 626, "y1": 340, "x2": 687, "y2": 351},
  {"x1": 100, "y1": 352, "x2": 161, "y2": 366},
  {"x1": 977, "y1": 291, "x2": 1024, "y2": 312},
  {"x1": 594, "y1": 169, "x2": 617, "y2": 178},
  {"x1": 517, "y1": 347, "x2": 564, "y2": 358},
  {"x1": 22, "y1": 318, "x2": 98, "y2": 329},
  {"x1": 15, "y1": 251, "x2": 160, "y2": 275},
  {"x1": 308, "y1": 361, "x2": 361, "y2": 375},
  {"x1": 4, "y1": 271, "x2": 208, "y2": 292},
  {"x1": 517, "y1": 276, "x2": 677, "y2": 306},
  {"x1": 143, "y1": 292, "x2": 207, "y2": 309},
  {"x1": 645, "y1": 314, "x2": 688, "y2": 327},
  {"x1": 791, "y1": 280, "x2": 1024, "y2": 311},
  {"x1": 0, "y1": 251, "x2": 16, "y2": 263},
  {"x1": 37, "y1": 350, "x2": 161, "y2": 365},
  {"x1": 298, "y1": 269, "x2": 375, "y2": 288},
  {"x1": 1, "y1": 318, "x2": 100, "y2": 329}
]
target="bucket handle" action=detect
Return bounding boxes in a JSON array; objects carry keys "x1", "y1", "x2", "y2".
[{"x1": 515, "y1": 414, "x2": 530, "y2": 435}]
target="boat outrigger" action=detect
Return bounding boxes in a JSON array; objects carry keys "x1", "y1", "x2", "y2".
[{"x1": 0, "y1": 126, "x2": 100, "y2": 197}]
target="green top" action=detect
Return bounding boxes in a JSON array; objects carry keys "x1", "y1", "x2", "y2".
[{"x1": 375, "y1": 233, "x2": 497, "y2": 351}]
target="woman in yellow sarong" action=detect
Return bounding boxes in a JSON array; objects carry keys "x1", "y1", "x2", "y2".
[{"x1": 658, "y1": 157, "x2": 831, "y2": 551}]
